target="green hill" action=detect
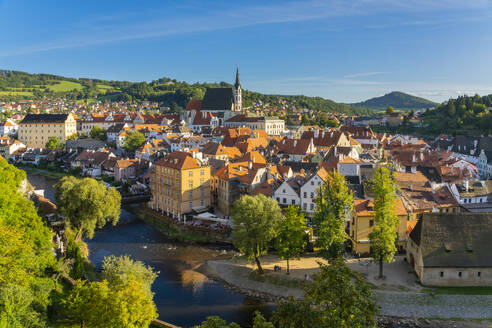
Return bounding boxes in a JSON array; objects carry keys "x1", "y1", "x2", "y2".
[
  {"x1": 351, "y1": 91, "x2": 437, "y2": 110},
  {"x1": 0, "y1": 70, "x2": 372, "y2": 115}
]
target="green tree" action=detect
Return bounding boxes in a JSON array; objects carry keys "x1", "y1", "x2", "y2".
[
  {"x1": 314, "y1": 171, "x2": 353, "y2": 260},
  {"x1": 123, "y1": 130, "x2": 146, "y2": 153},
  {"x1": 46, "y1": 136, "x2": 63, "y2": 150},
  {"x1": 272, "y1": 259, "x2": 378, "y2": 328},
  {"x1": 196, "y1": 316, "x2": 241, "y2": 328},
  {"x1": 369, "y1": 165, "x2": 399, "y2": 279},
  {"x1": 275, "y1": 206, "x2": 307, "y2": 274},
  {"x1": 447, "y1": 99, "x2": 456, "y2": 117},
  {"x1": 101, "y1": 255, "x2": 158, "y2": 296},
  {"x1": 231, "y1": 194, "x2": 282, "y2": 273},
  {"x1": 55, "y1": 176, "x2": 121, "y2": 240},
  {"x1": 0, "y1": 158, "x2": 54, "y2": 328},
  {"x1": 386, "y1": 105, "x2": 395, "y2": 114},
  {"x1": 65, "y1": 279, "x2": 156, "y2": 328},
  {"x1": 89, "y1": 126, "x2": 107, "y2": 140}
]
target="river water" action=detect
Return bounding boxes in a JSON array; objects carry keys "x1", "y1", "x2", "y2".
[{"x1": 26, "y1": 173, "x2": 273, "y2": 327}]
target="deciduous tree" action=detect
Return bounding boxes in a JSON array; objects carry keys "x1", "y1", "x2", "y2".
[
  {"x1": 369, "y1": 165, "x2": 399, "y2": 279},
  {"x1": 231, "y1": 194, "x2": 282, "y2": 274},
  {"x1": 123, "y1": 130, "x2": 146, "y2": 153},
  {"x1": 55, "y1": 176, "x2": 121, "y2": 240},
  {"x1": 275, "y1": 206, "x2": 307, "y2": 274},
  {"x1": 313, "y1": 170, "x2": 353, "y2": 260},
  {"x1": 273, "y1": 259, "x2": 378, "y2": 328}
]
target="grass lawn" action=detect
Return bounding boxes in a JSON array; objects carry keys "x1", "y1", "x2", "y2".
[
  {"x1": 0, "y1": 90, "x2": 34, "y2": 96},
  {"x1": 96, "y1": 83, "x2": 114, "y2": 91},
  {"x1": 423, "y1": 286, "x2": 492, "y2": 295},
  {"x1": 47, "y1": 80, "x2": 84, "y2": 92}
]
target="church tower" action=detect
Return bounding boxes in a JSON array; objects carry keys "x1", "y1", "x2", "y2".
[{"x1": 233, "y1": 67, "x2": 242, "y2": 112}]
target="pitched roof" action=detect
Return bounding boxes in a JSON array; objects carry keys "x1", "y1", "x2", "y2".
[
  {"x1": 155, "y1": 151, "x2": 202, "y2": 170},
  {"x1": 20, "y1": 113, "x2": 69, "y2": 124},
  {"x1": 201, "y1": 88, "x2": 233, "y2": 111},
  {"x1": 354, "y1": 198, "x2": 407, "y2": 217},
  {"x1": 186, "y1": 99, "x2": 202, "y2": 111},
  {"x1": 410, "y1": 213, "x2": 492, "y2": 267}
]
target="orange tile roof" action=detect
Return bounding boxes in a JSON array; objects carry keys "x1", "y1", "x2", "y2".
[
  {"x1": 354, "y1": 198, "x2": 407, "y2": 217},
  {"x1": 155, "y1": 151, "x2": 201, "y2": 170}
]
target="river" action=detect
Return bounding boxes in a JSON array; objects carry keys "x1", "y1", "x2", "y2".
[{"x1": 26, "y1": 173, "x2": 273, "y2": 327}]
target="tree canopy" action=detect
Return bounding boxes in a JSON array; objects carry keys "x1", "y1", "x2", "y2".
[
  {"x1": 0, "y1": 157, "x2": 55, "y2": 327},
  {"x1": 231, "y1": 194, "x2": 282, "y2": 273},
  {"x1": 275, "y1": 206, "x2": 307, "y2": 274},
  {"x1": 314, "y1": 171, "x2": 353, "y2": 260},
  {"x1": 46, "y1": 136, "x2": 63, "y2": 150},
  {"x1": 90, "y1": 126, "x2": 107, "y2": 141},
  {"x1": 273, "y1": 259, "x2": 378, "y2": 328},
  {"x1": 55, "y1": 176, "x2": 121, "y2": 240},
  {"x1": 369, "y1": 165, "x2": 399, "y2": 279},
  {"x1": 123, "y1": 130, "x2": 146, "y2": 153}
]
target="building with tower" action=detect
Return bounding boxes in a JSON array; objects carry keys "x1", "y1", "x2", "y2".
[{"x1": 185, "y1": 68, "x2": 243, "y2": 126}]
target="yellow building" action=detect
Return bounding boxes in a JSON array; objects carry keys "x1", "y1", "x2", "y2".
[
  {"x1": 150, "y1": 151, "x2": 211, "y2": 219},
  {"x1": 349, "y1": 198, "x2": 409, "y2": 255},
  {"x1": 18, "y1": 113, "x2": 77, "y2": 148}
]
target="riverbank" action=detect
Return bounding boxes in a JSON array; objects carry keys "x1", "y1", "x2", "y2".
[
  {"x1": 204, "y1": 257, "x2": 492, "y2": 327},
  {"x1": 129, "y1": 205, "x2": 232, "y2": 244},
  {"x1": 17, "y1": 164, "x2": 70, "y2": 179}
]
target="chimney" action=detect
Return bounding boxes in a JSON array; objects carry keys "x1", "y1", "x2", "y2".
[{"x1": 464, "y1": 180, "x2": 469, "y2": 192}]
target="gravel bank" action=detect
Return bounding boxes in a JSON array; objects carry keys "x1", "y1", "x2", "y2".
[{"x1": 205, "y1": 259, "x2": 492, "y2": 324}]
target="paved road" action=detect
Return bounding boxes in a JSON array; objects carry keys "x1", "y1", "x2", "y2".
[{"x1": 375, "y1": 290, "x2": 492, "y2": 319}]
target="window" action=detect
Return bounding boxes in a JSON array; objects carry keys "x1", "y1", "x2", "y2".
[
  {"x1": 303, "y1": 192, "x2": 307, "y2": 198},
  {"x1": 201, "y1": 199, "x2": 204, "y2": 206},
  {"x1": 311, "y1": 181, "x2": 314, "y2": 186},
  {"x1": 276, "y1": 197, "x2": 280, "y2": 202},
  {"x1": 283, "y1": 198, "x2": 286, "y2": 204},
  {"x1": 458, "y1": 272, "x2": 462, "y2": 277},
  {"x1": 440, "y1": 271, "x2": 444, "y2": 277},
  {"x1": 189, "y1": 171, "x2": 193, "y2": 177},
  {"x1": 189, "y1": 191, "x2": 193, "y2": 199},
  {"x1": 200, "y1": 169, "x2": 204, "y2": 175},
  {"x1": 310, "y1": 203, "x2": 314, "y2": 210},
  {"x1": 283, "y1": 189, "x2": 286, "y2": 193},
  {"x1": 478, "y1": 272, "x2": 481, "y2": 277},
  {"x1": 303, "y1": 203, "x2": 307, "y2": 210},
  {"x1": 310, "y1": 192, "x2": 314, "y2": 198},
  {"x1": 189, "y1": 181, "x2": 193, "y2": 188},
  {"x1": 200, "y1": 178, "x2": 204, "y2": 184},
  {"x1": 189, "y1": 201, "x2": 193, "y2": 209},
  {"x1": 369, "y1": 220, "x2": 374, "y2": 227},
  {"x1": 292, "y1": 199, "x2": 295, "y2": 205}
]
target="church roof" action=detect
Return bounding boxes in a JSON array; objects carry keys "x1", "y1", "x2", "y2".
[
  {"x1": 235, "y1": 67, "x2": 241, "y2": 89},
  {"x1": 201, "y1": 88, "x2": 233, "y2": 112}
]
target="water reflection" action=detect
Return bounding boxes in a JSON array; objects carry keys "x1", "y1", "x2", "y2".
[{"x1": 26, "y1": 173, "x2": 274, "y2": 327}]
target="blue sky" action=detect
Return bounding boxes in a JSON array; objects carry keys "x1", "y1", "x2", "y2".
[{"x1": 1, "y1": 0, "x2": 492, "y2": 103}]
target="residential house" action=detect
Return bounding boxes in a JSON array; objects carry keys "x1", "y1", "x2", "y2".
[{"x1": 349, "y1": 198, "x2": 408, "y2": 255}]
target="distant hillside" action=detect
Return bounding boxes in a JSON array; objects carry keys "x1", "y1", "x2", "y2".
[
  {"x1": 0, "y1": 70, "x2": 372, "y2": 115},
  {"x1": 351, "y1": 91, "x2": 437, "y2": 110}
]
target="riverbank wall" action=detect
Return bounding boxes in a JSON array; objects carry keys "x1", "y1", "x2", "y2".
[{"x1": 128, "y1": 205, "x2": 232, "y2": 244}]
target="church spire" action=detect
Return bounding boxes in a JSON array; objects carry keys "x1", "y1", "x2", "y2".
[{"x1": 235, "y1": 66, "x2": 241, "y2": 89}]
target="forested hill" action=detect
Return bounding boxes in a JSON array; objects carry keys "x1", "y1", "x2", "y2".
[
  {"x1": 423, "y1": 94, "x2": 492, "y2": 136},
  {"x1": 351, "y1": 91, "x2": 437, "y2": 110},
  {"x1": 0, "y1": 70, "x2": 372, "y2": 115}
]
